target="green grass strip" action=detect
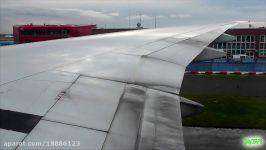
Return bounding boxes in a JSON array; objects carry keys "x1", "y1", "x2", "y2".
[{"x1": 182, "y1": 96, "x2": 266, "y2": 129}]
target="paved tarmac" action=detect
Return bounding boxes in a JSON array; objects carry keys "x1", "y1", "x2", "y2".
[
  {"x1": 180, "y1": 75, "x2": 266, "y2": 96},
  {"x1": 183, "y1": 127, "x2": 266, "y2": 150}
]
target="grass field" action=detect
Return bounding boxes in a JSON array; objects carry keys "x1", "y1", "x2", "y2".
[{"x1": 182, "y1": 95, "x2": 266, "y2": 129}]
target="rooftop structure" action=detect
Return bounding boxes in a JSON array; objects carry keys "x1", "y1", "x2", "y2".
[{"x1": 13, "y1": 24, "x2": 97, "y2": 44}]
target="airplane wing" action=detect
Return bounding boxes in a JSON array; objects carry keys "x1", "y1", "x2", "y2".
[{"x1": 0, "y1": 22, "x2": 239, "y2": 150}]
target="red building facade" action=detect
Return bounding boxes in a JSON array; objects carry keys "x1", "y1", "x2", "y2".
[{"x1": 13, "y1": 24, "x2": 96, "y2": 44}]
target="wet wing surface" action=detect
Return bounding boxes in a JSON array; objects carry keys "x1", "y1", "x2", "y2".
[
  {"x1": 0, "y1": 22, "x2": 240, "y2": 150},
  {"x1": 1, "y1": 75, "x2": 186, "y2": 150}
]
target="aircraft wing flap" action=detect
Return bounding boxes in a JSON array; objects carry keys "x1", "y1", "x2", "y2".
[
  {"x1": 137, "y1": 89, "x2": 185, "y2": 150},
  {"x1": 101, "y1": 84, "x2": 185, "y2": 150},
  {"x1": 102, "y1": 84, "x2": 147, "y2": 150}
]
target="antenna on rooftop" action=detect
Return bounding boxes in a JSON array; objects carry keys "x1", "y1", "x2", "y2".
[
  {"x1": 128, "y1": 11, "x2": 131, "y2": 28},
  {"x1": 136, "y1": 12, "x2": 143, "y2": 29},
  {"x1": 139, "y1": 12, "x2": 142, "y2": 25},
  {"x1": 129, "y1": 16, "x2": 131, "y2": 28},
  {"x1": 154, "y1": 16, "x2": 157, "y2": 28},
  {"x1": 265, "y1": 0, "x2": 266, "y2": 27}
]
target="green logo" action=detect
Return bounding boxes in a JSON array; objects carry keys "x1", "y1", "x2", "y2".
[{"x1": 242, "y1": 136, "x2": 264, "y2": 148}]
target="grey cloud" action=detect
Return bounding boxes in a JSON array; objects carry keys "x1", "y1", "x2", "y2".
[
  {"x1": 169, "y1": 14, "x2": 192, "y2": 19},
  {"x1": 110, "y1": 12, "x2": 120, "y2": 17},
  {"x1": 129, "y1": 14, "x2": 154, "y2": 20},
  {"x1": 0, "y1": 0, "x2": 265, "y2": 33},
  {"x1": 0, "y1": 5, "x2": 117, "y2": 33},
  {"x1": 49, "y1": 8, "x2": 114, "y2": 20},
  {"x1": 156, "y1": 15, "x2": 165, "y2": 19}
]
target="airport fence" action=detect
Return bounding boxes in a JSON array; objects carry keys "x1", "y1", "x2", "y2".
[{"x1": 187, "y1": 59, "x2": 266, "y2": 72}]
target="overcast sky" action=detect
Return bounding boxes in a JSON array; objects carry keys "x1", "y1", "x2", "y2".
[{"x1": 0, "y1": 0, "x2": 265, "y2": 33}]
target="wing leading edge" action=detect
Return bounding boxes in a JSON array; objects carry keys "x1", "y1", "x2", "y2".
[{"x1": 0, "y1": 22, "x2": 241, "y2": 150}]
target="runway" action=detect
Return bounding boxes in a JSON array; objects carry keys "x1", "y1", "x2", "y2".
[
  {"x1": 180, "y1": 75, "x2": 266, "y2": 96},
  {"x1": 183, "y1": 127, "x2": 266, "y2": 150}
]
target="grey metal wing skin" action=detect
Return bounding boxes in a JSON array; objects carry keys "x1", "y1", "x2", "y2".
[{"x1": 0, "y1": 22, "x2": 240, "y2": 150}]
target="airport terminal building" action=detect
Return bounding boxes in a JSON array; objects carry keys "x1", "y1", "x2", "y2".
[
  {"x1": 211, "y1": 23, "x2": 266, "y2": 58},
  {"x1": 13, "y1": 24, "x2": 136, "y2": 44},
  {"x1": 13, "y1": 24, "x2": 97, "y2": 44}
]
